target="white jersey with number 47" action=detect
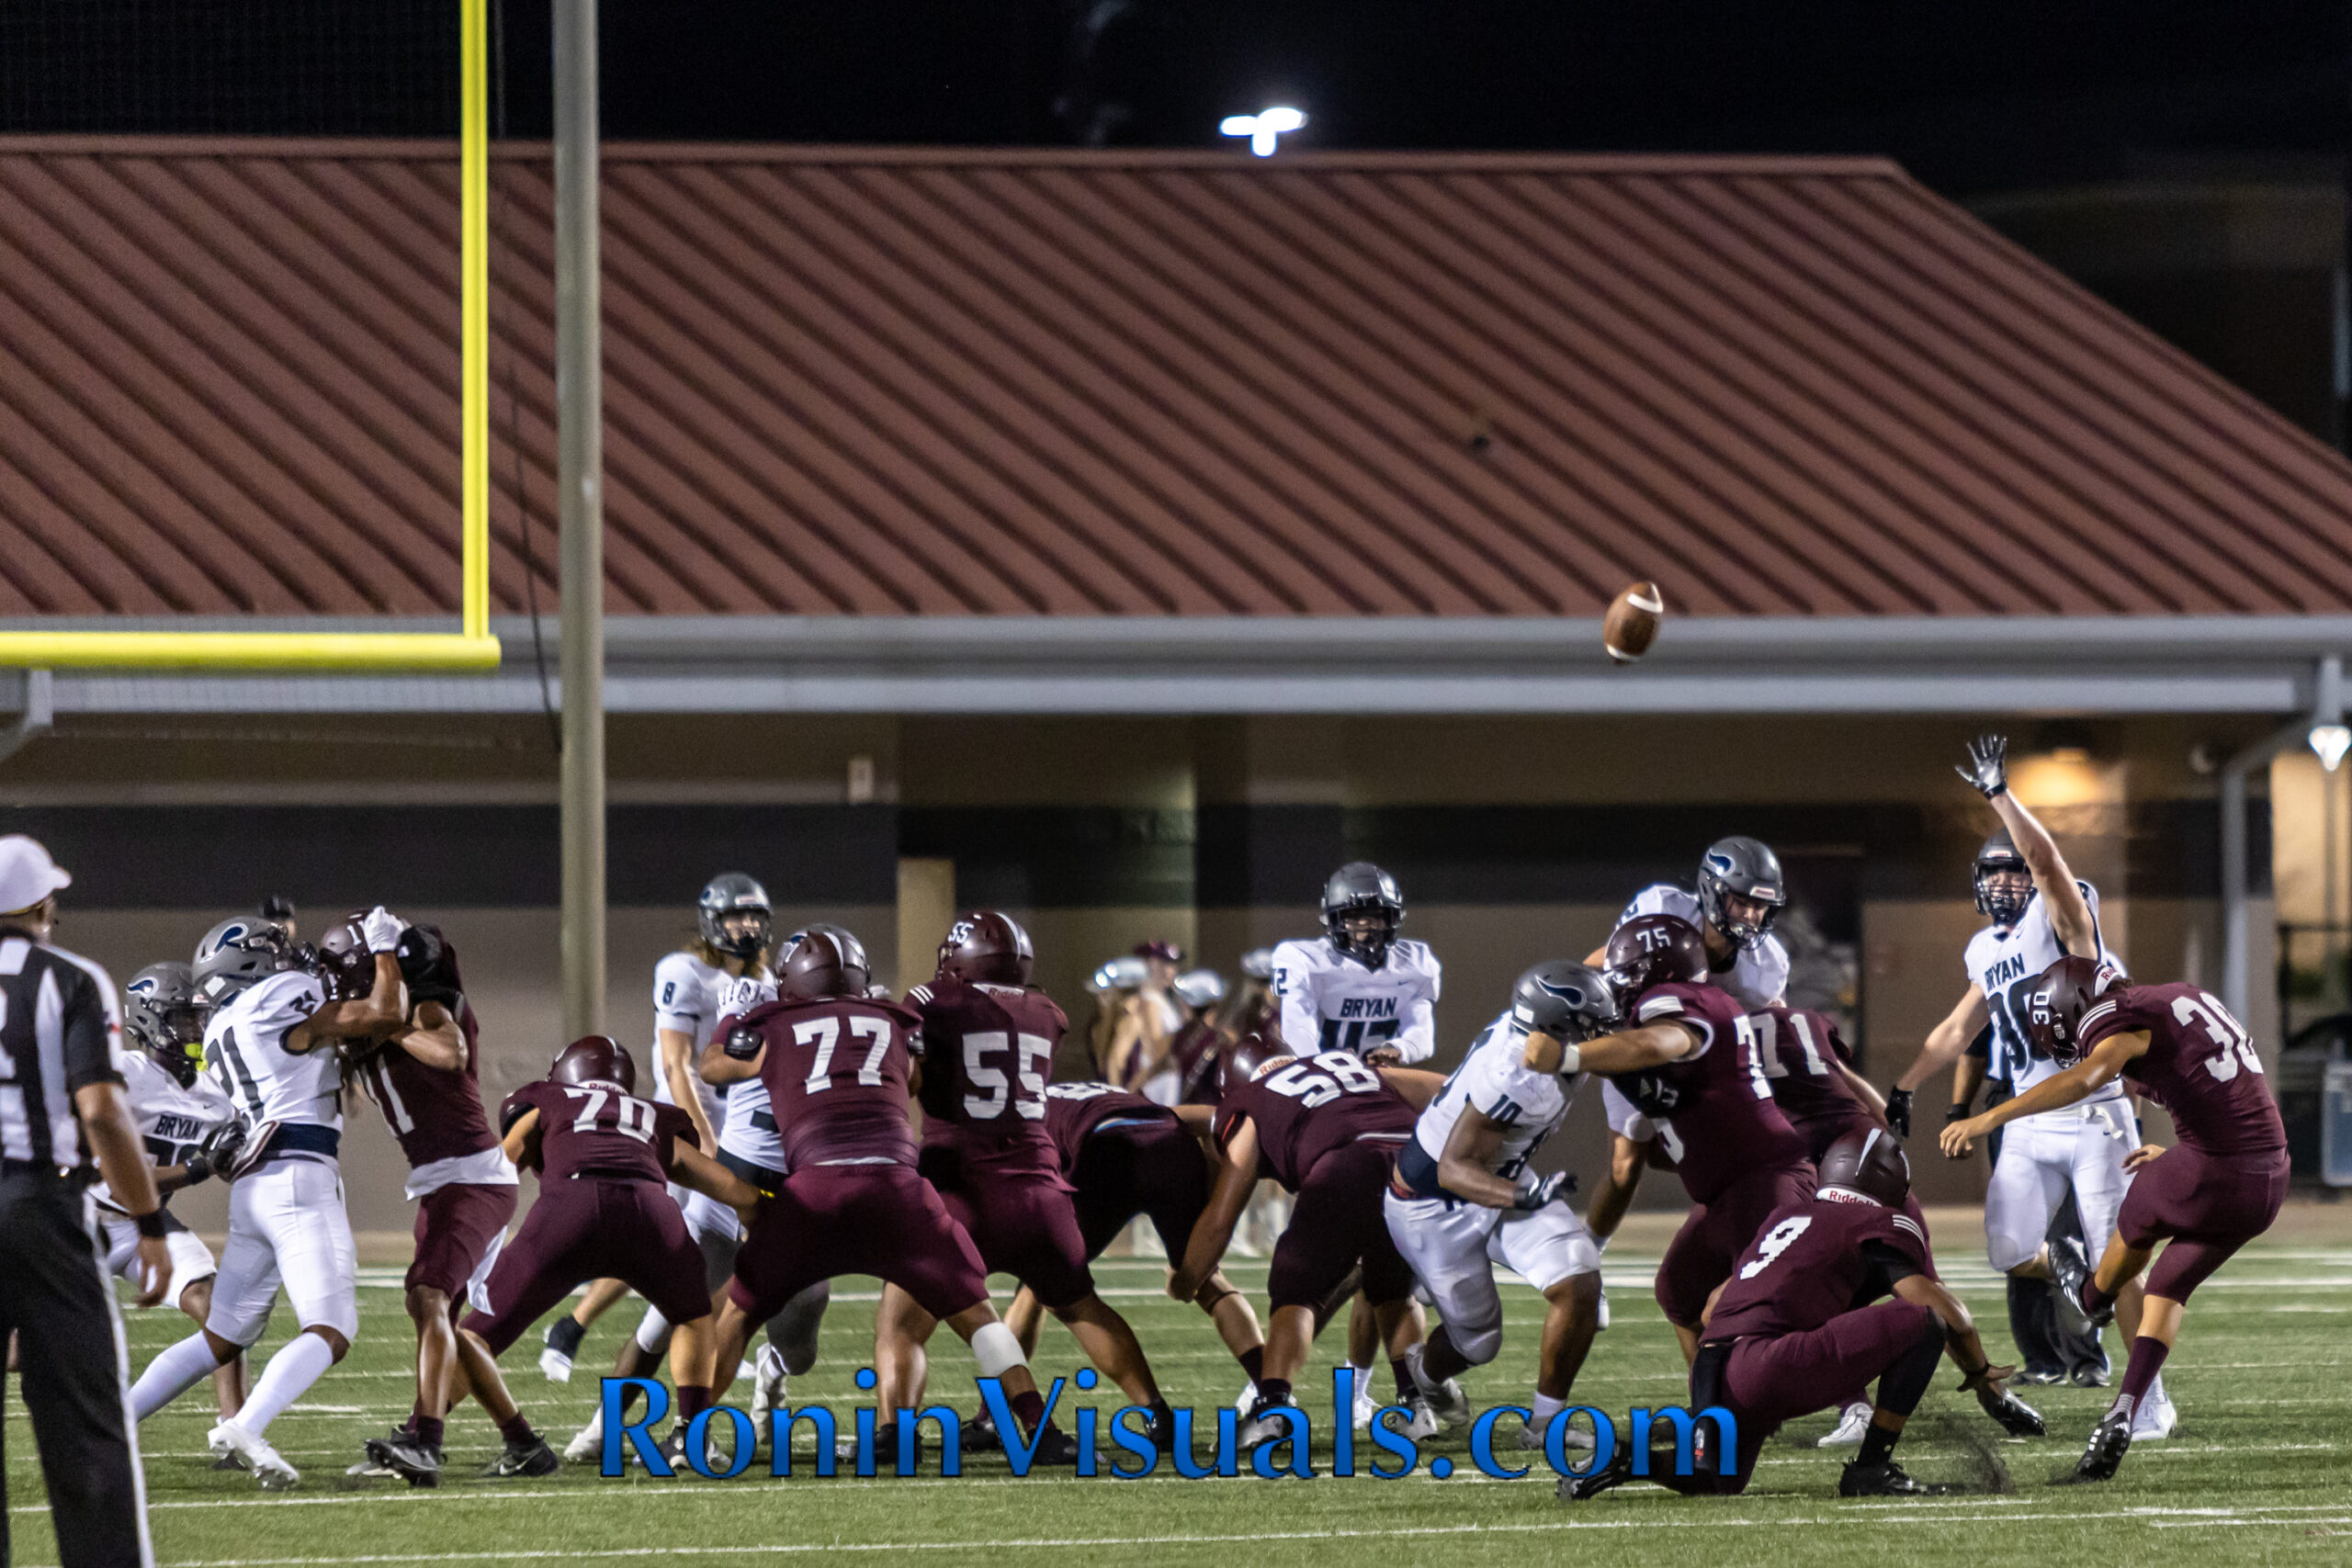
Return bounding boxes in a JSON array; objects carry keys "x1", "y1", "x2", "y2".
[
  {"x1": 204, "y1": 969, "x2": 340, "y2": 1129},
  {"x1": 1269, "y1": 937, "x2": 1441, "y2": 1065}
]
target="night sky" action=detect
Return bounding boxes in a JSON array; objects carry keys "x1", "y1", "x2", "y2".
[{"x1": 0, "y1": 1, "x2": 2344, "y2": 195}]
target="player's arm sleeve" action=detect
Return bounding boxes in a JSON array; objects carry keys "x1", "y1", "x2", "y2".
[
  {"x1": 1601, "y1": 1079, "x2": 1655, "y2": 1142},
  {"x1": 62, "y1": 961, "x2": 127, "y2": 1090},
  {"x1": 1857, "y1": 1237, "x2": 1925, "y2": 1298},
  {"x1": 1393, "y1": 993, "x2": 1436, "y2": 1065},
  {"x1": 1634, "y1": 992, "x2": 1711, "y2": 1058},
  {"x1": 652, "y1": 953, "x2": 706, "y2": 1034},
  {"x1": 497, "y1": 1083, "x2": 538, "y2": 1138}
]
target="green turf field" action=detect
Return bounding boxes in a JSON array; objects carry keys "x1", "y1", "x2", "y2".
[{"x1": 13, "y1": 1232, "x2": 2351, "y2": 1567}]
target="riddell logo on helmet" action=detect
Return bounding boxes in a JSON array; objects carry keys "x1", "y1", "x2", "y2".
[{"x1": 594, "y1": 1372, "x2": 1735, "y2": 1483}]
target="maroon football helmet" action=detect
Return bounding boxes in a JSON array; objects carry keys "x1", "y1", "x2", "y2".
[
  {"x1": 2023, "y1": 954, "x2": 2131, "y2": 1067},
  {"x1": 937, "y1": 910, "x2": 1034, "y2": 987},
  {"x1": 1816, "y1": 1126, "x2": 1911, "y2": 1206},
  {"x1": 552, "y1": 1034, "x2": 636, "y2": 1092},
  {"x1": 311, "y1": 913, "x2": 377, "y2": 1001},
  {"x1": 1218, "y1": 1033, "x2": 1279, "y2": 1100},
  {"x1": 779, "y1": 924, "x2": 871, "y2": 1001},
  {"x1": 1602, "y1": 913, "x2": 1709, "y2": 1004}
]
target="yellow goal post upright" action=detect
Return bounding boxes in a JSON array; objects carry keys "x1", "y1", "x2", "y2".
[{"x1": 0, "y1": 0, "x2": 502, "y2": 676}]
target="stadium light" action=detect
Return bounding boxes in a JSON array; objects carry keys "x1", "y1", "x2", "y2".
[
  {"x1": 1221, "y1": 106, "x2": 1306, "y2": 156},
  {"x1": 2312, "y1": 654, "x2": 2348, "y2": 772}
]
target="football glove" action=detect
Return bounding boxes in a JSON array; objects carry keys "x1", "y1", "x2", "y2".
[
  {"x1": 1513, "y1": 1170, "x2": 1572, "y2": 1211},
  {"x1": 1956, "y1": 734, "x2": 2008, "y2": 799},
  {"x1": 1976, "y1": 1382, "x2": 2046, "y2": 1438},
  {"x1": 1884, "y1": 1088, "x2": 1912, "y2": 1139},
  {"x1": 220, "y1": 1119, "x2": 277, "y2": 1181},
  {"x1": 196, "y1": 1119, "x2": 248, "y2": 1179},
  {"x1": 360, "y1": 905, "x2": 406, "y2": 953}
]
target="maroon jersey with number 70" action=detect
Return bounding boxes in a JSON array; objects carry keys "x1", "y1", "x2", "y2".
[
  {"x1": 501, "y1": 1076, "x2": 695, "y2": 1186},
  {"x1": 734, "y1": 994, "x2": 924, "y2": 1168}
]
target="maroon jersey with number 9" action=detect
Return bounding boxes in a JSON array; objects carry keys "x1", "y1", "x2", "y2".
[
  {"x1": 1606, "y1": 982, "x2": 1811, "y2": 1203},
  {"x1": 502, "y1": 1076, "x2": 695, "y2": 1186},
  {"x1": 736, "y1": 995, "x2": 923, "y2": 1168},
  {"x1": 1213, "y1": 1051, "x2": 1416, "y2": 1190},
  {"x1": 907, "y1": 977, "x2": 1066, "y2": 1176}
]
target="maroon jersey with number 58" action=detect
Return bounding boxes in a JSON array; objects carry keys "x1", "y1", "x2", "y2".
[
  {"x1": 734, "y1": 995, "x2": 923, "y2": 1168},
  {"x1": 502, "y1": 1077, "x2": 696, "y2": 1186},
  {"x1": 1606, "y1": 982, "x2": 1811, "y2": 1203},
  {"x1": 1213, "y1": 1051, "x2": 1416, "y2": 1190},
  {"x1": 907, "y1": 977, "x2": 1066, "y2": 1177},
  {"x1": 2077, "y1": 983, "x2": 2287, "y2": 1157}
]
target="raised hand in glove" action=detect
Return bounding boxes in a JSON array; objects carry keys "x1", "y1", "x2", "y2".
[
  {"x1": 1884, "y1": 1088, "x2": 1912, "y2": 1139},
  {"x1": 360, "y1": 905, "x2": 406, "y2": 954},
  {"x1": 1956, "y1": 734, "x2": 2008, "y2": 799},
  {"x1": 1514, "y1": 1170, "x2": 1572, "y2": 1211}
]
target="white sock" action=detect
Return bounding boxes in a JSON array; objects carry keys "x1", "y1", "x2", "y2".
[
  {"x1": 132, "y1": 1333, "x2": 225, "y2": 1421},
  {"x1": 1349, "y1": 1362, "x2": 1374, "y2": 1395},
  {"x1": 635, "y1": 1307, "x2": 673, "y2": 1357},
  {"x1": 237, "y1": 1332, "x2": 336, "y2": 1437},
  {"x1": 1531, "y1": 1392, "x2": 1568, "y2": 1428}
]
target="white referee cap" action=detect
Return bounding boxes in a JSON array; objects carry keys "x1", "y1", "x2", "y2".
[{"x1": 0, "y1": 836, "x2": 72, "y2": 917}]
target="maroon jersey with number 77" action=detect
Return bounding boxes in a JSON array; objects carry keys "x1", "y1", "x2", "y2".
[{"x1": 733, "y1": 994, "x2": 924, "y2": 1168}]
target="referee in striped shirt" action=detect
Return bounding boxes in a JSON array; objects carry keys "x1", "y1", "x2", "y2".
[{"x1": 0, "y1": 835, "x2": 165, "y2": 1568}]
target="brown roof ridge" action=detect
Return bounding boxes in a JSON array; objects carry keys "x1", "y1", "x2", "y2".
[{"x1": 0, "y1": 135, "x2": 1909, "y2": 180}]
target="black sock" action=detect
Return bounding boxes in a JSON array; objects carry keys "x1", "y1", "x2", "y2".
[
  {"x1": 1392, "y1": 1359, "x2": 1415, "y2": 1402},
  {"x1": 1421, "y1": 1326, "x2": 1472, "y2": 1384},
  {"x1": 1258, "y1": 1377, "x2": 1294, "y2": 1408},
  {"x1": 547, "y1": 1316, "x2": 586, "y2": 1357},
  {"x1": 616, "y1": 1384, "x2": 645, "y2": 1420},
  {"x1": 1857, "y1": 1419, "x2": 1898, "y2": 1468},
  {"x1": 500, "y1": 1413, "x2": 537, "y2": 1446},
  {"x1": 1238, "y1": 1347, "x2": 1265, "y2": 1386}
]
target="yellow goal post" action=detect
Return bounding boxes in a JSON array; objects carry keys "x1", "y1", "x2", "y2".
[{"x1": 0, "y1": 0, "x2": 502, "y2": 675}]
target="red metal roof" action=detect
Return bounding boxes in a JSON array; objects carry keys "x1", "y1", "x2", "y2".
[{"x1": 4, "y1": 137, "x2": 2349, "y2": 619}]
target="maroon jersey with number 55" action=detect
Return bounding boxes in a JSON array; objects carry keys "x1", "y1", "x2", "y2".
[
  {"x1": 1213, "y1": 1051, "x2": 1416, "y2": 1190},
  {"x1": 734, "y1": 995, "x2": 924, "y2": 1168},
  {"x1": 2077, "y1": 983, "x2": 2287, "y2": 1157},
  {"x1": 502, "y1": 1077, "x2": 696, "y2": 1186},
  {"x1": 907, "y1": 977, "x2": 1067, "y2": 1177},
  {"x1": 1606, "y1": 982, "x2": 1811, "y2": 1203}
]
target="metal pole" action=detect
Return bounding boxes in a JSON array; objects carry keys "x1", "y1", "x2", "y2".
[
  {"x1": 556, "y1": 0, "x2": 605, "y2": 1040},
  {"x1": 2222, "y1": 711, "x2": 2327, "y2": 1024}
]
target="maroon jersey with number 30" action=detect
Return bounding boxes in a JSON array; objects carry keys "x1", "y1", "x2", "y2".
[
  {"x1": 907, "y1": 978, "x2": 1067, "y2": 1177},
  {"x1": 1213, "y1": 1051, "x2": 1416, "y2": 1190},
  {"x1": 1607, "y1": 982, "x2": 1811, "y2": 1203},
  {"x1": 502, "y1": 1077, "x2": 695, "y2": 1186},
  {"x1": 359, "y1": 997, "x2": 498, "y2": 1168},
  {"x1": 1702, "y1": 1192, "x2": 1933, "y2": 1343},
  {"x1": 2078, "y1": 983, "x2": 2287, "y2": 1156},
  {"x1": 735, "y1": 995, "x2": 923, "y2": 1168}
]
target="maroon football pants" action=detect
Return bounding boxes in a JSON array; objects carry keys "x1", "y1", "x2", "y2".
[
  {"x1": 1655, "y1": 1159, "x2": 1817, "y2": 1328},
  {"x1": 460, "y1": 1178, "x2": 707, "y2": 1355},
  {"x1": 729, "y1": 1162, "x2": 990, "y2": 1324},
  {"x1": 933, "y1": 1164, "x2": 1096, "y2": 1312},
  {"x1": 405, "y1": 1180, "x2": 516, "y2": 1303},
  {"x1": 2120, "y1": 1144, "x2": 2288, "y2": 1302},
  {"x1": 1269, "y1": 1139, "x2": 1414, "y2": 1312}
]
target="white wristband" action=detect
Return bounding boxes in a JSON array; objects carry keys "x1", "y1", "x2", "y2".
[{"x1": 1557, "y1": 1043, "x2": 1580, "y2": 1075}]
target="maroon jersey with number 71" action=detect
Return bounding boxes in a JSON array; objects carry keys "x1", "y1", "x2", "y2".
[
  {"x1": 907, "y1": 977, "x2": 1067, "y2": 1177},
  {"x1": 734, "y1": 994, "x2": 924, "y2": 1168}
]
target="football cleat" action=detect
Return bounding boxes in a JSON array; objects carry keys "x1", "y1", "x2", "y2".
[
  {"x1": 539, "y1": 1316, "x2": 584, "y2": 1382},
  {"x1": 1977, "y1": 1387, "x2": 2047, "y2": 1438},
  {"x1": 1238, "y1": 1396, "x2": 1300, "y2": 1451},
  {"x1": 1400, "y1": 1394, "x2": 1443, "y2": 1441},
  {"x1": 964, "y1": 1409, "x2": 1002, "y2": 1452},
  {"x1": 750, "y1": 1345, "x2": 789, "y2": 1427},
  {"x1": 1816, "y1": 1402, "x2": 1873, "y2": 1449},
  {"x1": 1027, "y1": 1424, "x2": 1082, "y2": 1467},
  {"x1": 363, "y1": 1432, "x2": 442, "y2": 1489},
  {"x1": 1234, "y1": 1381, "x2": 1260, "y2": 1416},
  {"x1": 2068, "y1": 1362, "x2": 2111, "y2": 1389},
  {"x1": 562, "y1": 1411, "x2": 607, "y2": 1465},
  {"x1": 209, "y1": 1421, "x2": 299, "y2": 1490},
  {"x1": 2013, "y1": 1366, "x2": 2067, "y2": 1386},
  {"x1": 1407, "y1": 1361, "x2": 1473, "y2": 1431},
  {"x1": 2130, "y1": 1381, "x2": 2177, "y2": 1442},
  {"x1": 1838, "y1": 1459, "x2": 1951, "y2": 1496},
  {"x1": 2045, "y1": 1238, "x2": 2112, "y2": 1329},
  {"x1": 1555, "y1": 1443, "x2": 1634, "y2": 1502},
  {"x1": 1518, "y1": 1414, "x2": 1595, "y2": 1452},
  {"x1": 2071, "y1": 1403, "x2": 2133, "y2": 1483},
  {"x1": 480, "y1": 1435, "x2": 560, "y2": 1478}
]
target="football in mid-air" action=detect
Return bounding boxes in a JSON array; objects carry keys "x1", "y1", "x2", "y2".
[{"x1": 1603, "y1": 580, "x2": 1664, "y2": 663}]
